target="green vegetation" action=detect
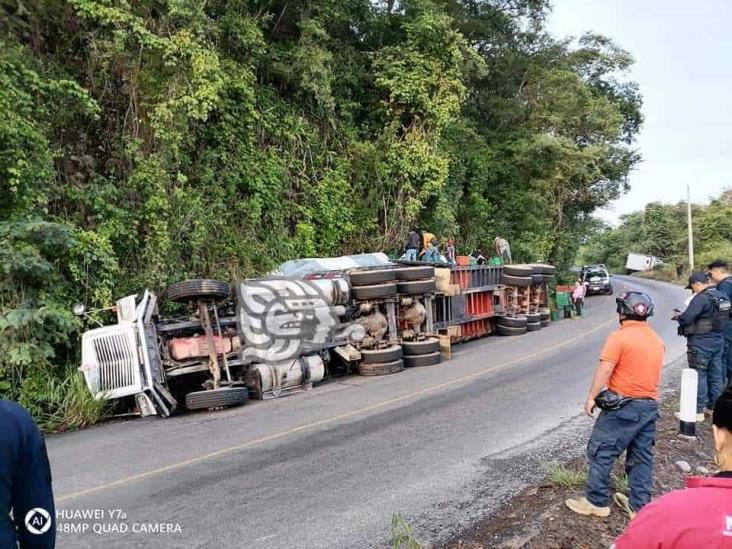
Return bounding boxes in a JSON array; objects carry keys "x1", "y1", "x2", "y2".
[
  {"x1": 390, "y1": 513, "x2": 422, "y2": 549},
  {"x1": 612, "y1": 471, "x2": 629, "y2": 495},
  {"x1": 1, "y1": 0, "x2": 642, "y2": 428},
  {"x1": 547, "y1": 462, "x2": 588, "y2": 488},
  {"x1": 579, "y1": 189, "x2": 732, "y2": 277}
]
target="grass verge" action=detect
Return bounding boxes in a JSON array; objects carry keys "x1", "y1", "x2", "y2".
[{"x1": 391, "y1": 513, "x2": 422, "y2": 549}]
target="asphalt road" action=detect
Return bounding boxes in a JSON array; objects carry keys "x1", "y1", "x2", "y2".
[{"x1": 47, "y1": 276, "x2": 688, "y2": 548}]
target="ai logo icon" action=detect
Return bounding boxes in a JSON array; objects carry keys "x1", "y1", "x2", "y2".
[{"x1": 24, "y1": 507, "x2": 51, "y2": 535}]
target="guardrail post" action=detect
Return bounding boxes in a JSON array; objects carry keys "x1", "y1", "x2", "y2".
[{"x1": 678, "y1": 367, "x2": 698, "y2": 438}]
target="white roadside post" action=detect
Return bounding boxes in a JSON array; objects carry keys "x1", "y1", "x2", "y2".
[{"x1": 679, "y1": 367, "x2": 698, "y2": 438}]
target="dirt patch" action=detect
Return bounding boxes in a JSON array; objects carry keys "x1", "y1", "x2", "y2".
[{"x1": 444, "y1": 395, "x2": 716, "y2": 549}]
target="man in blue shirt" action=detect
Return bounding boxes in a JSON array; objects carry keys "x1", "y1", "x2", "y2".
[
  {"x1": 1, "y1": 400, "x2": 55, "y2": 548},
  {"x1": 708, "y1": 260, "x2": 732, "y2": 385},
  {"x1": 675, "y1": 272, "x2": 729, "y2": 419}
]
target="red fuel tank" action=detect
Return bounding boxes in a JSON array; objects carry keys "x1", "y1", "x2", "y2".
[{"x1": 168, "y1": 335, "x2": 232, "y2": 361}]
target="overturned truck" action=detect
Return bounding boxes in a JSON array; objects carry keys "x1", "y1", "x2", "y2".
[{"x1": 79, "y1": 255, "x2": 555, "y2": 418}]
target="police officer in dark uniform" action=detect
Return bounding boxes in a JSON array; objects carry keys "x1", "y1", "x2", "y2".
[
  {"x1": 1, "y1": 399, "x2": 55, "y2": 548},
  {"x1": 708, "y1": 260, "x2": 732, "y2": 385},
  {"x1": 675, "y1": 272, "x2": 731, "y2": 419}
]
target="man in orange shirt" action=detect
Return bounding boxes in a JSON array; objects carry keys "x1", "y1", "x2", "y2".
[{"x1": 566, "y1": 291, "x2": 665, "y2": 519}]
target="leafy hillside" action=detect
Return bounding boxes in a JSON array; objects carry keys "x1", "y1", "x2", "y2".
[
  {"x1": 0, "y1": 0, "x2": 642, "y2": 428},
  {"x1": 579, "y1": 189, "x2": 732, "y2": 277}
]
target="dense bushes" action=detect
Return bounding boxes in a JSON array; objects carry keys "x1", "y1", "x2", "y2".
[{"x1": 0, "y1": 0, "x2": 642, "y2": 428}]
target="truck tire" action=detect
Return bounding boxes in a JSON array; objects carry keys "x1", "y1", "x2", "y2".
[
  {"x1": 541, "y1": 319, "x2": 551, "y2": 328},
  {"x1": 401, "y1": 337, "x2": 440, "y2": 355},
  {"x1": 360, "y1": 345, "x2": 403, "y2": 364},
  {"x1": 605, "y1": 287, "x2": 614, "y2": 296},
  {"x1": 350, "y1": 269, "x2": 396, "y2": 286},
  {"x1": 531, "y1": 274, "x2": 544, "y2": 284},
  {"x1": 397, "y1": 279, "x2": 436, "y2": 294},
  {"x1": 501, "y1": 274, "x2": 532, "y2": 287},
  {"x1": 358, "y1": 359, "x2": 404, "y2": 376},
  {"x1": 542, "y1": 274, "x2": 555, "y2": 284},
  {"x1": 529, "y1": 264, "x2": 557, "y2": 275},
  {"x1": 185, "y1": 387, "x2": 248, "y2": 410},
  {"x1": 503, "y1": 264, "x2": 534, "y2": 277},
  {"x1": 351, "y1": 283, "x2": 397, "y2": 300},
  {"x1": 496, "y1": 324, "x2": 527, "y2": 336},
  {"x1": 539, "y1": 306, "x2": 551, "y2": 317},
  {"x1": 497, "y1": 315, "x2": 527, "y2": 328},
  {"x1": 526, "y1": 312, "x2": 542, "y2": 324},
  {"x1": 395, "y1": 266, "x2": 435, "y2": 281},
  {"x1": 165, "y1": 279, "x2": 231, "y2": 303},
  {"x1": 403, "y1": 352, "x2": 441, "y2": 368},
  {"x1": 526, "y1": 322, "x2": 541, "y2": 332}
]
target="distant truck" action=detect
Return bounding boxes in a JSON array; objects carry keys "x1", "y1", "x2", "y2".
[{"x1": 625, "y1": 253, "x2": 663, "y2": 274}]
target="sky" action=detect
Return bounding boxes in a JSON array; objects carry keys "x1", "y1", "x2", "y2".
[{"x1": 548, "y1": 0, "x2": 732, "y2": 224}]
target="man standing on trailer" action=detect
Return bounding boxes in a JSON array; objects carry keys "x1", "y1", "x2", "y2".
[
  {"x1": 566, "y1": 291, "x2": 664, "y2": 519},
  {"x1": 404, "y1": 227, "x2": 421, "y2": 262},
  {"x1": 494, "y1": 236, "x2": 512, "y2": 264}
]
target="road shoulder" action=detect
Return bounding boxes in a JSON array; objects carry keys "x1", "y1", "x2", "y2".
[{"x1": 442, "y1": 355, "x2": 712, "y2": 548}]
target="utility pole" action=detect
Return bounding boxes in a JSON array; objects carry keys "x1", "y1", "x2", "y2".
[{"x1": 687, "y1": 184, "x2": 694, "y2": 271}]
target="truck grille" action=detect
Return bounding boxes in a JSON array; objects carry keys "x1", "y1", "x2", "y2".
[{"x1": 81, "y1": 325, "x2": 144, "y2": 398}]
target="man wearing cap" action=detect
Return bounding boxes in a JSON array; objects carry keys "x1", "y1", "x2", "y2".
[
  {"x1": 708, "y1": 260, "x2": 732, "y2": 385},
  {"x1": 675, "y1": 272, "x2": 730, "y2": 421},
  {"x1": 612, "y1": 385, "x2": 732, "y2": 547},
  {"x1": 566, "y1": 291, "x2": 664, "y2": 519}
]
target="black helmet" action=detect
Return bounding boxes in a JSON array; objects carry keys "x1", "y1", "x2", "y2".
[{"x1": 616, "y1": 291, "x2": 654, "y2": 319}]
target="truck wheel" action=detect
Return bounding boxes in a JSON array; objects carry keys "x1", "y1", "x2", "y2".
[
  {"x1": 501, "y1": 274, "x2": 532, "y2": 287},
  {"x1": 503, "y1": 264, "x2": 534, "y2": 277},
  {"x1": 397, "y1": 279, "x2": 436, "y2": 294},
  {"x1": 497, "y1": 315, "x2": 527, "y2": 328},
  {"x1": 165, "y1": 279, "x2": 230, "y2": 303},
  {"x1": 529, "y1": 264, "x2": 557, "y2": 275},
  {"x1": 395, "y1": 266, "x2": 435, "y2": 280},
  {"x1": 541, "y1": 319, "x2": 551, "y2": 328},
  {"x1": 358, "y1": 359, "x2": 404, "y2": 376},
  {"x1": 542, "y1": 274, "x2": 555, "y2": 284},
  {"x1": 401, "y1": 337, "x2": 440, "y2": 355},
  {"x1": 403, "y1": 352, "x2": 441, "y2": 368},
  {"x1": 526, "y1": 322, "x2": 541, "y2": 332},
  {"x1": 496, "y1": 324, "x2": 527, "y2": 336},
  {"x1": 360, "y1": 345, "x2": 402, "y2": 364},
  {"x1": 350, "y1": 269, "x2": 396, "y2": 286},
  {"x1": 185, "y1": 387, "x2": 249, "y2": 410},
  {"x1": 606, "y1": 287, "x2": 614, "y2": 296},
  {"x1": 351, "y1": 283, "x2": 397, "y2": 300},
  {"x1": 526, "y1": 312, "x2": 541, "y2": 324}
]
